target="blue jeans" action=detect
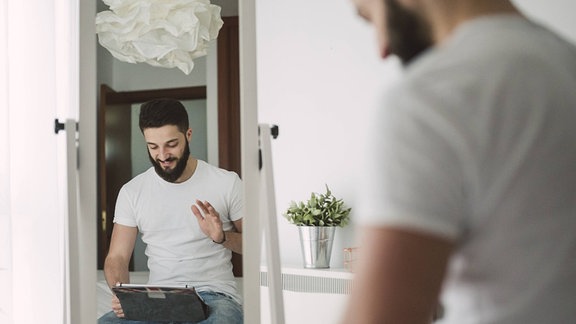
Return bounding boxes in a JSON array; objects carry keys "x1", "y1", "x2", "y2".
[{"x1": 98, "y1": 291, "x2": 243, "y2": 324}]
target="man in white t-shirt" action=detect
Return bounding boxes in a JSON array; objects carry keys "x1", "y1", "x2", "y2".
[
  {"x1": 99, "y1": 99, "x2": 243, "y2": 324},
  {"x1": 342, "y1": 0, "x2": 576, "y2": 323}
]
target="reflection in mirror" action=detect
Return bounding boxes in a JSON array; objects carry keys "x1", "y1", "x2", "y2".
[
  {"x1": 98, "y1": 88, "x2": 208, "y2": 271},
  {"x1": 96, "y1": 89, "x2": 242, "y2": 318},
  {"x1": 97, "y1": 85, "x2": 209, "y2": 271},
  {"x1": 94, "y1": 12, "x2": 242, "y2": 324},
  {"x1": 130, "y1": 99, "x2": 208, "y2": 270}
]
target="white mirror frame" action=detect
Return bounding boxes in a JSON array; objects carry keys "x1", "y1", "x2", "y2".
[
  {"x1": 77, "y1": 1, "x2": 98, "y2": 323},
  {"x1": 239, "y1": 0, "x2": 261, "y2": 323}
]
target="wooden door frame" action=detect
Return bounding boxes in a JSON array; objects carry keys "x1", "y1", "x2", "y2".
[
  {"x1": 218, "y1": 16, "x2": 241, "y2": 175},
  {"x1": 218, "y1": 16, "x2": 242, "y2": 276}
]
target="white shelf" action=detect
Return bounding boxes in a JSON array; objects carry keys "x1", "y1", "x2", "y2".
[
  {"x1": 260, "y1": 264, "x2": 354, "y2": 295},
  {"x1": 261, "y1": 264, "x2": 354, "y2": 280}
]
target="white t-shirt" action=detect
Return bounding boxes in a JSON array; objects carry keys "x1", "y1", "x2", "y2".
[
  {"x1": 114, "y1": 160, "x2": 243, "y2": 303},
  {"x1": 357, "y1": 15, "x2": 576, "y2": 323}
]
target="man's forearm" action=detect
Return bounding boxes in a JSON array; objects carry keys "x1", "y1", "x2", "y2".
[
  {"x1": 103, "y1": 256, "x2": 131, "y2": 290},
  {"x1": 220, "y1": 230, "x2": 242, "y2": 254}
]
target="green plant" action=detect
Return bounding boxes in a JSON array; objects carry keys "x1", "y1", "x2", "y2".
[{"x1": 284, "y1": 185, "x2": 351, "y2": 227}]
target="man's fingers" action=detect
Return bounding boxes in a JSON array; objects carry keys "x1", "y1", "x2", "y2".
[
  {"x1": 111, "y1": 294, "x2": 125, "y2": 318},
  {"x1": 195, "y1": 200, "x2": 209, "y2": 213},
  {"x1": 114, "y1": 309, "x2": 125, "y2": 318},
  {"x1": 193, "y1": 200, "x2": 219, "y2": 217},
  {"x1": 203, "y1": 200, "x2": 214, "y2": 210},
  {"x1": 191, "y1": 205, "x2": 205, "y2": 220},
  {"x1": 196, "y1": 200, "x2": 217, "y2": 214}
]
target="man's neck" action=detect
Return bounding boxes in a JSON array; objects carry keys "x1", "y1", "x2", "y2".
[
  {"x1": 423, "y1": 0, "x2": 520, "y2": 43},
  {"x1": 175, "y1": 157, "x2": 198, "y2": 183}
]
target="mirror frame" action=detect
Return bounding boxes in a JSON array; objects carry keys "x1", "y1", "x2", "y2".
[{"x1": 77, "y1": 3, "x2": 247, "y2": 323}]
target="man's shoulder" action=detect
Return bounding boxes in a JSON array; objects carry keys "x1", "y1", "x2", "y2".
[
  {"x1": 409, "y1": 15, "x2": 575, "y2": 78},
  {"x1": 122, "y1": 167, "x2": 156, "y2": 190},
  {"x1": 394, "y1": 16, "x2": 575, "y2": 108},
  {"x1": 197, "y1": 160, "x2": 241, "y2": 180}
]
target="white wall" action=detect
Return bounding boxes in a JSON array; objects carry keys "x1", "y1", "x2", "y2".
[
  {"x1": 513, "y1": 0, "x2": 576, "y2": 42},
  {"x1": 1, "y1": 0, "x2": 80, "y2": 323},
  {"x1": 106, "y1": 56, "x2": 207, "y2": 91},
  {"x1": 255, "y1": 0, "x2": 576, "y2": 271},
  {"x1": 0, "y1": 1, "x2": 10, "y2": 321},
  {"x1": 256, "y1": 0, "x2": 400, "y2": 269}
]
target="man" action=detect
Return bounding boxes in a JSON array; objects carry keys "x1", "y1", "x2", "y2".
[
  {"x1": 98, "y1": 99, "x2": 243, "y2": 324},
  {"x1": 343, "y1": 0, "x2": 576, "y2": 323}
]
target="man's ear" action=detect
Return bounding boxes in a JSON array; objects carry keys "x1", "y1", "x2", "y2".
[{"x1": 186, "y1": 128, "x2": 193, "y2": 141}]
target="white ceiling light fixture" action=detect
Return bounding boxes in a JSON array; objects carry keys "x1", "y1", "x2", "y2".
[{"x1": 96, "y1": 0, "x2": 223, "y2": 75}]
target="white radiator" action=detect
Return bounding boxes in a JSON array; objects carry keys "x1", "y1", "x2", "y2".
[{"x1": 260, "y1": 266, "x2": 354, "y2": 324}]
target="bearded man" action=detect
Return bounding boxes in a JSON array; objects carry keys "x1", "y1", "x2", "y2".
[
  {"x1": 343, "y1": 0, "x2": 576, "y2": 323},
  {"x1": 99, "y1": 99, "x2": 244, "y2": 324}
]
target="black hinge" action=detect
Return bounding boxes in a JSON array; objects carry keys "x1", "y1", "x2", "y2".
[
  {"x1": 258, "y1": 124, "x2": 279, "y2": 170},
  {"x1": 54, "y1": 118, "x2": 65, "y2": 134},
  {"x1": 54, "y1": 118, "x2": 78, "y2": 134}
]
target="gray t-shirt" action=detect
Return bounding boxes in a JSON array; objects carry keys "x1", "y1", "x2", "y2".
[{"x1": 358, "y1": 15, "x2": 576, "y2": 323}]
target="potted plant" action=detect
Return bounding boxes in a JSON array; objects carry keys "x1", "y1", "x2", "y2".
[{"x1": 284, "y1": 185, "x2": 351, "y2": 268}]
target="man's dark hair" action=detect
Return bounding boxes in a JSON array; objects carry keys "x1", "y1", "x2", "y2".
[{"x1": 139, "y1": 98, "x2": 189, "y2": 133}]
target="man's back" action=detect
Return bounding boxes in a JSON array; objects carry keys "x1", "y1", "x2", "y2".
[{"x1": 368, "y1": 15, "x2": 576, "y2": 323}]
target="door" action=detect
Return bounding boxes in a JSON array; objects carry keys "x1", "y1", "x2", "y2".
[{"x1": 97, "y1": 85, "x2": 132, "y2": 270}]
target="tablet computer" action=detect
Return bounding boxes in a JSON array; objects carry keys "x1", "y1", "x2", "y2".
[{"x1": 112, "y1": 284, "x2": 208, "y2": 323}]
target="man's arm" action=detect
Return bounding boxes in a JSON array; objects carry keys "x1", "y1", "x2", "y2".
[
  {"x1": 341, "y1": 226, "x2": 453, "y2": 324},
  {"x1": 103, "y1": 223, "x2": 138, "y2": 289},
  {"x1": 221, "y1": 218, "x2": 242, "y2": 254},
  {"x1": 103, "y1": 223, "x2": 137, "y2": 318}
]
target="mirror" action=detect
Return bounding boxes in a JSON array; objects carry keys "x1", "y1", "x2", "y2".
[{"x1": 94, "y1": 1, "x2": 242, "y2": 320}]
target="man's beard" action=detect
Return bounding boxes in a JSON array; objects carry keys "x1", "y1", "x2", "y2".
[
  {"x1": 149, "y1": 142, "x2": 191, "y2": 183},
  {"x1": 385, "y1": 0, "x2": 433, "y2": 65}
]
